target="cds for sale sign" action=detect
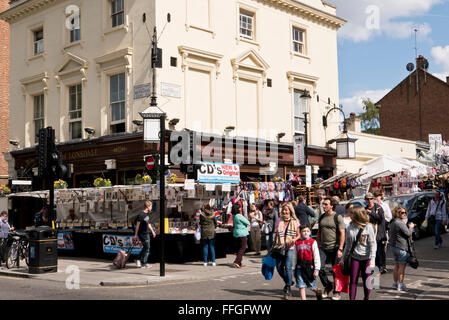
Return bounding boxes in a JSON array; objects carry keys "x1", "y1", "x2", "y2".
[{"x1": 197, "y1": 162, "x2": 240, "y2": 184}]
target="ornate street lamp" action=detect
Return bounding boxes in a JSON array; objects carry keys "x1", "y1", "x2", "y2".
[{"x1": 323, "y1": 107, "x2": 358, "y2": 159}]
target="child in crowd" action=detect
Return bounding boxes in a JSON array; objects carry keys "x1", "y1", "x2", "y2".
[{"x1": 295, "y1": 224, "x2": 322, "y2": 300}]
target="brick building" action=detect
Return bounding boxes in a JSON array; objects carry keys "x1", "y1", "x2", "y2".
[
  {"x1": 0, "y1": 0, "x2": 9, "y2": 185},
  {"x1": 378, "y1": 56, "x2": 449, "y2": 143}
]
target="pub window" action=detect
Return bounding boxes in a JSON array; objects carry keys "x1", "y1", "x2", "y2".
[
  {"x1": 69, "y1": 84, "x2": 82, "y2": 140},
  {"x1": 34, "y1": 29, "x2": 44, "y2": 55},
  {"x1": 239, "y1": 9, "x2": 254, "y2": 40},
  {"x1": 294, "y1": 89, "x2": 307, "y2": 134},
  {"x1": 110, "y1": 73, "x2": 126, "y2": 134},
  {"x1": 34, "y1": 94, "x2": 45, "y2": 143},
  {"x1": 70, "y1": 15, "x2": 81, "y2": 43},
  {"x1": 292, "y1": 27, "x2": 306, "y2": 55},
  {"x1": 111, "y1": 0, "x2": 124, "y2": 28}
]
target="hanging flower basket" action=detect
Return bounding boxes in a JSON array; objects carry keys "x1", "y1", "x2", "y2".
[
  {"x1": 54, "y1": 179, "x2": 68, "y2": 189},
  {"x1": 165, "y1": 171, "x2": 177, "y2": 184},
  {"x1": 93, "y1": 177, "x2": 112, "y2": 187},
  {"x1": 0, "y1": 185, "x2": 11, "y2": 197},
  {"x1": 135, "y1": 174, "x2": 152, "y2": 185}
]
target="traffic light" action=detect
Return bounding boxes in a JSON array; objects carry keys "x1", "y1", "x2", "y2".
[
  {"x1": 38, "y1": 128, "x2": 49, "y2": 178},
  {"x1": 37, "y1": 127, "x2": 69, "y2": 180}
]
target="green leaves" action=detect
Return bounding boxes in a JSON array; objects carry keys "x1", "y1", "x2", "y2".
[{"x1": 358, "y1": 98, "x2": 380, "y2": 135}]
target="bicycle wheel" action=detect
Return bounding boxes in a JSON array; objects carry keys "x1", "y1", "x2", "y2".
[
  {"x1": 6, "y1": 242, "x2": 19, "y2": 269},
  {"x1": 22, "y1": 243, "x2": 30, "y2": 267}
]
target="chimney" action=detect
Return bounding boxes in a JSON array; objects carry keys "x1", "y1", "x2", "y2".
[
  {"x1": 346, "y1": 112, "x2": 361, "y2": 133},
  {"x1": 416, "y1": 55, "x2": 429, "y2": 72}
]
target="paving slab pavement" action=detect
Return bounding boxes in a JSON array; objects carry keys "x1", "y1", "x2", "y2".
[{"x1": 0, "y1": 252, "x2": 265, "y2": 287}]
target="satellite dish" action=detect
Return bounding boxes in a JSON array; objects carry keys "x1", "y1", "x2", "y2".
[
  {"x1": 406, "y1": 63, "x2": 415, "y2": 72},
  {"x1": 422, "y1": 60, "x2": 429, "y2": 69}
]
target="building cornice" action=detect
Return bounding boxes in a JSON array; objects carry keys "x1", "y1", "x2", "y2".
[
  {"x1": 0, "y1": 0, "x2": 63, "y2": 24},
  {"x1": 258, "y1": 0, "x2": 346, "y2": 29}
]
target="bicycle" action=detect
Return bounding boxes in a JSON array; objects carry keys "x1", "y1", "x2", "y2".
[{"x1": 5, "y1": 231, "x2": 29, "y2": 269}]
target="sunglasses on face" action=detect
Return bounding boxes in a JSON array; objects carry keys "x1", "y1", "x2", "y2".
[
  {"x1": 400, "y1": 211, "x2": 407, "y2": 214},
  {"x1": 366, "y1": 198, "x2": 373, "y2": 200}
]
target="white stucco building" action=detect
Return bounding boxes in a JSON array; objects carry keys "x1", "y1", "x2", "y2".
[{"x1": 1, "y1": 0, "x2": 346, "y2": 185}]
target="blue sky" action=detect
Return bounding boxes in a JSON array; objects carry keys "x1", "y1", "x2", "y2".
[{"x1": 328, "y1": 0, "x2": 449, "y2": 115}]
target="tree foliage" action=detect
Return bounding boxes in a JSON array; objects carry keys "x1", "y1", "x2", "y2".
[{"x1": 358, "y1": 98, "x2": 380, "y2": 135}]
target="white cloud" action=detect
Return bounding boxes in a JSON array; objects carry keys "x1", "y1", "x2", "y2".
[
  {"x1": 340, "y1": 89, "x2": 391, "y2": 115},
  {"x1": 328, "y1": 0, "x2": 442, "y2": 42},
  {"x1": 431, "y1": 45, "x2": 449, "y2": 81}
]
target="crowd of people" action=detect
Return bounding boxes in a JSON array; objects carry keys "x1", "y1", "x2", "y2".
[{"x1": 208, "y1": 189, "x2": 424, "y2": 300}]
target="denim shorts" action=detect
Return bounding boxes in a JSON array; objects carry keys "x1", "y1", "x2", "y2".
[
  {"x1": 295, "y1": 267, "x2": 316, "y2": 290},
  {"x1": 390, "y1": 246, "x2": 409, "y2": 264}
]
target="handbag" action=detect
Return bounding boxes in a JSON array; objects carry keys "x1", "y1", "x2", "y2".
[
  {"x1": 407, "y1": 238, "x2": 419, "y2": 269},
  {"x1": 342, "y1": 227, "x2": 364, "y2": 276},
  {"x1": 270, "y1": 220, "x2": 290, "y2": 260},
  {"x1": 261, "y1": 253, "x2": 276, "y2": 280},
  {"x1": 333, "y1": 263, "x2": 350, "y2": 293}
]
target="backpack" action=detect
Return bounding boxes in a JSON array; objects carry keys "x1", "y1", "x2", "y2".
[{"x1": 318, "y1": 213, "x2": 341, "y2": 247}]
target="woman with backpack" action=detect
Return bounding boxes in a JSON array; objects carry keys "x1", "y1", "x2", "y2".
[
  {"x1": 342, "y1": 207, "x2": 377, "y2": 300},
  {"x1": 199, "y1": 203, "x2": 218, "y2": 266},
  {"x1": 273, "y1": 202, "x2": 300, "y2": 300}
]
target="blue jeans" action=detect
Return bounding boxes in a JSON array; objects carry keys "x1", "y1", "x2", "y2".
[
  {"x1": 275, "y1": 249, "x2": 296, "y2": 287},
  {"x1": 201, "y1": 238, "x2": 216, "y2": 263},
  {"x1": 435, "y1": 220, "x2": 443, "y2": 247},
  {"x1": 138, "y1": 233, "x2": 151, "y2": 265}
]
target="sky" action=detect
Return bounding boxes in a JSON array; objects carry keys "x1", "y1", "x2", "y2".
[{"x1": 328, "y1": 0, "x2": 449, "y2": 115}]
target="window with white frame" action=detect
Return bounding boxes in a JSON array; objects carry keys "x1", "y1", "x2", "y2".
[
  {"x1": 292, "y1": 27, "x2": 305, "y2": 55},
  {"x1": 34, "y1": 29, "x2": 44, "y2": 55},
  {"x1": 111, "y1": 0, "x2": 124, "y2": 28},
  {"x1": 110, "y1": 73, "x2": 126, "y2": 134},
  {"x1": 69, "y1": 84, "x2": 82, "y2": 140},
  {"x1": 70, "y1": 16, "x2": 81, "y2": 43},
  {"x1": 294, "y1": 89, "x2": 307, "y2": 133},
  {"x1": 239, "y1": 9, "x2": 254, "y2": 40},
  {"x1": 34, "y1": 94, "x2": 45, "y2": 143}
]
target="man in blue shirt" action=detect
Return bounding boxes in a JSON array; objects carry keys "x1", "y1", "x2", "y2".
[{"x1": 0, "y1": 211, "x2": 14, "y2": 266}]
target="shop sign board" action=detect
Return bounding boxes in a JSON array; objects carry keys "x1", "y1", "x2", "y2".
[
  {"x1": 57, "y1": 232, "x2": 74, "y2": 250},
  {"x1": 161, "y1": 82, "x2": 181, "y2": 98},
  {"x1": 429, "y1": 134, "x2": 442, "y2": 154},
  {"x1": 102, "y1": 234, "x2": 143, "y2": 255},
  {"x1": 197, "y1": 162, "x2": 240, "y2": 184},
  {"x1": 306, "y1": 165, "x2": 312, "y2": 188},
  {"x1": 294, "y1": 135, "x2": 305, "y2": 166}
]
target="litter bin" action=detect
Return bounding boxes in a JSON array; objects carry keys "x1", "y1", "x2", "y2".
[{"x1": 28, "y1": 226, "x2": 58, "y2": 274}]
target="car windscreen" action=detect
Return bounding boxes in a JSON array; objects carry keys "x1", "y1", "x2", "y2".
[{"x1": 385, "y1": 195, "x2": 416, "y2": 210}]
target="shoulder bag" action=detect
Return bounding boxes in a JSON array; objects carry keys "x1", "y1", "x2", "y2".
[
  {"x1": 406, "y1": 237, "x2": 419, "y2": 269},
  {"x1": 342, "y1": 227, "x2": 364, "y2": 276},
  {"x1": 270, "y1": 220, "x2": 290, "y2": 260}
]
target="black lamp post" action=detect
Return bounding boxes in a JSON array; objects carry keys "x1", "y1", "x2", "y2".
[
  {"x1": 139, "y1": 25, "x2": 166, "y2": 277},
  {"x1": 300, "y1": 90, "x2": 312, "y2": 204}
]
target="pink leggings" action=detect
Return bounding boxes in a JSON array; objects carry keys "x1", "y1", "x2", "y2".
[{"x1": 350, "y1": 258, "x2": 371, "y2": 300}]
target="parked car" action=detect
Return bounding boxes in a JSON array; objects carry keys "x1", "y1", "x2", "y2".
[
  {"x1": 341, "y1": 197, "x2": 366, "y2": 208},
  {"x1": 384, "y1": 191, "x2": 447, "y2": 239}
]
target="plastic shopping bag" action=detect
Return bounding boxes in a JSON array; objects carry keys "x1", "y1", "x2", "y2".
[
  {"x1": 332, "y1": 263, "x2": 350, "y2": 293},
  {"x1": 261, "y1": 253, "x2": 276, "y2": 280},
  {"x1": 194, "y1": 226, "x2": 201, "y2": 243}
]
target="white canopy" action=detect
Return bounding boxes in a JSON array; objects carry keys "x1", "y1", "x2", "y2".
[{"x1": 359, "y1": 154, "x2": 428, "y2": 180}]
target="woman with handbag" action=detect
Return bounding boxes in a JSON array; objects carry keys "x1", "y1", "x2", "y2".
[
  {"x1": 342, "y1": 207, "x2": 377, "y2": 300},
  {"x1": 199, "y1": 203, "x2": 218, "y2": 266},
  {"x1": 232, "y1": 202, "x2": 250, "y2": 268},
  {"x1": 263, "y1": 200, "x2": 279, "y2": 255},
  {"x1": 389, "y1": 206, "x2": 415, "y2": 292},
  {"x1": 249, "y1": 203, "x2": 263, "y2": 255},
  {"x1": 272, "y1": 202, "x2": 300, "y2": 300}
]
